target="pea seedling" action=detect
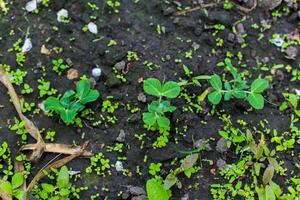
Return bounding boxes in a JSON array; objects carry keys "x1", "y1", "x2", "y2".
[
  {"x1": 208, "y1": 59, "x2": 269, "y2": 109},
  {"x1": 143, "y1": 78, "x2": 180, "y2": 129},
  {"x1": 44, "y1": 79, "x2": 99, "y2": 125}
]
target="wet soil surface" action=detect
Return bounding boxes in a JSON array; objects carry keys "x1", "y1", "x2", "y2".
[{"x1": 0, "y1": 0, "x2": 299, "y2": 199}]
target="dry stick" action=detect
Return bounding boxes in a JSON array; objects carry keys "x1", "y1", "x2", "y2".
[
  {"x1": 232, "y1": 0, "x2": 257, "y2": 13},
  {"x1": 26, "y1": 141, "x2": 90, "y2": 194},
  {"x1": 175, "y1": 3, "x2": 217, "y2": 16},
  {"x1": 0, "y1": 67, "x2": 92, "y2": 161}
]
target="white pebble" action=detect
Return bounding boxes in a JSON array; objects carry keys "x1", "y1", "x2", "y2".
[
  {"x1": 115, "y1": 161, "x2": 123, "y2": 172},
  {"x1": 88, "y1": 22, "x2": 98, "y2": 34},
  {"x1": 92, "y1": 68, "x2": 102, "y2": 77},
  {"x1": 57, "y1": 9, "x2": 68, "y2": 22},
  {"x1": 273, "y1": 35, "x2": 284, "y2": 47},
  {"x1": 25, "y1": 0, "x2": 37, "y2": 12},
  {"x1": 22, "y1": 38, "x2": 32, "y2": 53}
]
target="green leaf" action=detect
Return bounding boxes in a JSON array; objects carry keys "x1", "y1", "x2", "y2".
[
  {"x1": 79, "y1": 90, "x2": 100, "y2": 104},
  {"x1": 269, "y1": 181, "x2": 282, "y2": 197},
  {"x1": 208, "y1": 91, "x2": 222, "y2": 105},
  {"x1": 13, "y1": 190, "x2": 24, "y2": 200},
  {"x1": 57, "y1": 166, "x2": 69, "y2": 189},
  {"x1": 146, "y1": 178, "x2": 171, "y2": 200},
  {"x1": 42, "y1": 183, "x2": 55, "y2": 193},
  {"x1": 161, "y1": 81, "x2": 180, "y2": 98},
  {"x1": 60, "y1": 90, "x2": 76, "y2": 108},
  {"x1": 143, "y1": 112, "x2": 156, "y2": 126},
  {"x1": 209, "y1": 75, "x2": 222, "y2": 90},
  {"x1": 143, "y1": 78, "x2": 162, "y2": 97},
  {"x1": 11, "y1": 172, "x2": 24, "y2": 189},
  {"x1": 251, "y1": 79, "x2": 269, "y2": 93},
  {"x1": 157, "y1": 116, "x2": 170, "y2": 128},
  {"x1": 263, "y1": 165, "x2": 275, "y2": 185},
  {"x1": 60, "y1": 109, "x2": 78, "y2": 124},
  {"x1": 233, "y1": 89, "x2": 246, "y2": 99},
  {"x1": 164, "y1": 173, "x2": 178, "y2": 190},
  {"x1": 0, "y1": 182, "x2": 12, "y2": 195},
  {"x1": 247, "y1": 93, "x2": 264, "y2": 109},
  {"x1": 265, "y1": 184, "x2": 276, "y2": 200},
  {"x1": 59, "y1": 188, "x2": 70, "y2": 197},
  {"x1": 44, "y1": 97, "x2": 64, "y2": 113},
  {"x1": 76, "y1": 80, "x2": 91, "y2": 99}
]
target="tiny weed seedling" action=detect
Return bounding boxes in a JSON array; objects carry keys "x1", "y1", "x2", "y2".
[
  {"x1": 143, "y1": 78, "x2": 180, "y2": 129},
  {"x1": 208, "y1": 59, "x2": 269, "y2": 109},
  {"x1": 44, "y1": 79, "x2": 99, "y2": 125},
  {"x1": 0, "y1": 172, "x2": 25, "y2": 200}
]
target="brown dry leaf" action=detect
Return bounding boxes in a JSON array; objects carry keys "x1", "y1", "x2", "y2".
[
  {"x1": 0, "y1": 67, "x2": 45, "y2": 161},
  {"x1": 67, "y1": 68, "x2": 78, "y2": 80},
  {"x1": 41, "y1": 45, "x2": 50, "y2": 55},
  {"x1": 26, "y1": 142, "x2": 89, "y2": 193},
  {"x1": 21, "y1": 143, "x2": 92, "y2": 157}
]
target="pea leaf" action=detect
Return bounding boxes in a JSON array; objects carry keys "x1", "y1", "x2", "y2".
[
  {"x1": 209, "y1": 75, "x2": 222, "y2": 90},
  {"x1": 233, "y1": 89, "x2": 246, "y2": 99},
  {"x1": 76, "y1": 80, "x2": 91, "y2": 99},
  {"x1": 60, "y1": 109, "x2": 78, "y2": 124},
  {"x1": 161, "y1": 81, "x2": 180, "y2": 98},
  {"x1": 146, "y1": 178, "x2": 171, "y2": 200},
  {"x1": 12, "y1": 172, "x2": 24, "y2": 189},
  {"x1": 143, "y1": 78, "x2": 162, "y2": 97},
  {"x1": 247, "y1": 93, "x2": 264, "y2": 109},
  {"x1": 143, "y1": 112, "x2": 157, "y2": 126},
  {"x1": 60, "y1": 90, "x2": 76, "y2": 108},
  {"x1": 208, "y1": 91, "x2": 222, "y2": 105},
  {"x1": 44, "y1": 97, "x2": 64, "y2": 113},
  {"x1": 157, "y1": 116, "x2": 170, "y2": 128},
  {"x1": 251, "y1": 79, "x2": 269, "y2": 93},
  {"x1": 79, "y1": 90, "x2": 100, "y2": 104},
  {"x1": 57, "y1": 166, "x2": 69, "y2": 189}
]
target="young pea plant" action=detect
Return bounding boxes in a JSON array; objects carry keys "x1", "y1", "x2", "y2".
[
  {"x1": 208, "y1": 59, "x2": 269, "y2": 109},
  {"x1": 44, "y1": 79, "x2": 99, "y2": 125},
  {"x1": 143, "y1": 78, "x2": 180, "y2": 129}
]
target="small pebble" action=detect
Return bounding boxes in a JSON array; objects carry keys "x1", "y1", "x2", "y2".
[
  {"x1": 137, "y1": 93, "x2": 147, "y2": 103},
  {"x1": 92, "y1": 67, "x2": 102, "y2": 78},
  {"x1": 88, "y1": 22, "x2": 98, "y2": 34},
  {"x1": 57, "y1": 9, "x2": 68, "y2": 22},
  {"x1": 115, "y1": 161, "x2": 123, "y2": 172},
  {"x1": 22, "y1": 38, "x2": 32, "y2": 53},
  {"x1": 25, "y1": 0, "x2": 37, "y2": 12}
]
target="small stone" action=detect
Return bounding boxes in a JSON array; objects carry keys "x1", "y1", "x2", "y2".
[
  {"x1": 88, "y1": 22, "x2": 98, "y2": 34},
  {"x1": 216, "y1": 158, "x2": 227, "y2": 170},
  {"x1": 115, "y1": 61, "x2": 126, "y2": 71},
  {"x1": 285, "y1": 46, "x2": 298, "y2": 60},
  {"x1": 41, "y1": 45, "x2": 50, "y2": 55},
  {"x1": 194, "y1": 26, "x2": 203, "y2": 36},
  {"x1": 166, "y1": 55, "x2": 171, "y2": 60},
  {"x1": 115, "y1": 161, "x2": 123, "y2": 172},
  {"x1": 276, "y1": 70, "x2": 284, "y2": 81},
  {"x1": 261, "y1": 0, "x2": 282, "y2": 10},
  {"x1": 92, "y1": 68, "x2": 102, "y2": 78},
  {"x1": 181, "y1": 193, "x2": 189, "y2": 200},
  {"x1": 67, "y1": 68, "x2": 78, "y2": 80},
  {"x1": 173, "y1": 17, "x2": 180, "y2": 24},
  {"x1": 236, "y1": 34, "x2": 244, "y2": 44},
  {"x1": 261, "y1": 57, "x2": 270, "y2": 64},
  {"x1": 192, "y1": 42, "x2": 200, "y2": 51},
  {"x1": 121, "y1": 191, "x2": 130, "y2": 199},
  {"x1": 194, "y1": 139, "x2": 205, "y2": 148},
  {"x1": 137, "y1": 93, "x2": 147, "y2": 103},
  {"x1": 131, "y1": 195, "x2": 147, "y2": 200},
  {"x1": 236, "y1": 23, "x2": 245, "y2": 34},
  {"x1": 163, "y1": 7, "x2": 175, "y2": 16},
  {"x1": 66, "y1": 58, "x2": 73, "y2": 66},
  {"x1": 128, "y1": 186, "x2": 146, "y2": 196},
  {"x1": 57, "y1": 9, "x2": 68, "y2": 22},
  {"x1": 227, "y1": 33, "x2": 235, "y2": 43},
  {"x1": 216, "y1": 138, "x2": 228, "y2": 153},
  {"x1": 21, "y1": 38, "x2": 32, "y2": 53},
  {"x1": 25, "y1": 0, "x2": 37, "y2": 12},
  {"x1": 116, "y1": 129, "x2": 126, "y2": 142}
]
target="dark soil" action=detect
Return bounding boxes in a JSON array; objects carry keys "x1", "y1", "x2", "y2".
[{"x1": 0, "y1": 0, "x2": 299, "y2": 199}]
